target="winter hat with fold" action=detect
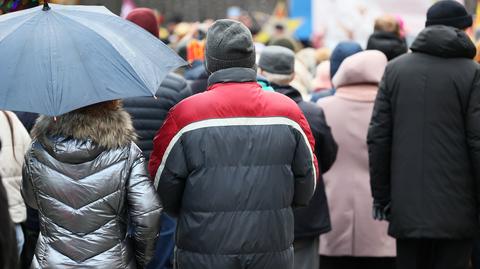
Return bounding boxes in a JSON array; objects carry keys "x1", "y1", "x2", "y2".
[
  {"x1": 426, "y1": 0, "x2": 472, "y2": 29},
  {"x1": 205, "y1": 19, "x2": 256, "y2": 74},
  {"x1": 126, "y1": 8, "x2": 159, "y2": 37},
  {"x1": 258, "y1": 46, "x2": 295, "y2": 75}
]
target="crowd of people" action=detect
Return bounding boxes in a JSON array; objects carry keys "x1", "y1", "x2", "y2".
[{"x1": 2, "y1": 0, "x2": 480, "y2": 269}]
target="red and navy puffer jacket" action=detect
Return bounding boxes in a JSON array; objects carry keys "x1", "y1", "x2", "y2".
[{"x1": 149, "y1": 67, "x2": 318, "y2": 269}]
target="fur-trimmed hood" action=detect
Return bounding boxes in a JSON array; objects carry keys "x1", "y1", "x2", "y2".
[{"x1": 31, "y1": 105, "x2": 137, "y2": 150}]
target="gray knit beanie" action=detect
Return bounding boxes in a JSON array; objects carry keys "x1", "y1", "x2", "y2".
[
  {"x1": 205, "y1": 19, "x2": 256, "y2": 73},
  {"x1": 259, "y1": 46, "x2": 295, "y2": 75}
]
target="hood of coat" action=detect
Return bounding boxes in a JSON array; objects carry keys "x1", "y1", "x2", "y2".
[
  {"x1": 366, "y1": 31, "x2": 408, "y2": 61},
  {"x1": 332, "y1": 50, "x2": 387, "y2": 89},
  {"x1": 330, "y1": 41, "x2": 363, "y2": 79},
  {"x1": 411, "y1": 25, "x2": 476, "y2": 59},
  {"x1": 207, "y1": 67, "x2": 257, "y2": 88},
  {"x1": 31, "y1": 105, "x2": 136, "y2": 163}
]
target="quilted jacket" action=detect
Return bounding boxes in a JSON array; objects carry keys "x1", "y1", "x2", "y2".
[
  {"x1": 149, "y1": 68, "x2": 318, "y2": 269},
  {"x1": 22, "y1": 104, "x2": 162, "y2": 268}
]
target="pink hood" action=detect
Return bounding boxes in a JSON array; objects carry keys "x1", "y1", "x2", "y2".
[{"x1": 332, "y1": 50, "x2": 387, "y2": 88}]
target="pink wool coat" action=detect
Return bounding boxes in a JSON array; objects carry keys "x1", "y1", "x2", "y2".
[{"x1": 317, "y1": 50, "x2": 396, "y2": 257}]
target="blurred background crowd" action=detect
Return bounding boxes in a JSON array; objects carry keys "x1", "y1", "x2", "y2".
[
  {"x1": 2, "y1": 1, "x2": 480, "y2": 269},
  {"x1": 1, "y1": 0, "x2": 477, "y2": 99}
]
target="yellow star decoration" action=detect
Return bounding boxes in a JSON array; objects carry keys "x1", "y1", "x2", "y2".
[{"x1": 255, "y1": 1, "x2": 303, "y2": 44}]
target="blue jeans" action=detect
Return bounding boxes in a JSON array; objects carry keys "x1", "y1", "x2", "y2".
[
  {"x1": 15, "y1": 224, "x2": 24, "y2": 254},
  {"x1": 146, "y1": 214, "x2": 176, "y2": 269}
]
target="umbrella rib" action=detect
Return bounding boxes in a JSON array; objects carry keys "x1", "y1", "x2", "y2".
[{"x1": 47, "y1": 13, "x2": 57, "y2": 116}]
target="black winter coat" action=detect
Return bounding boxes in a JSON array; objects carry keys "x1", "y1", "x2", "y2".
[
  {"x1": 274, "y1": 85, "x2": 337, "y2": 239},
  {"x1": 368, "y1": 25, "x2": 480, "y2": 239},
  {"x1": 366, "y1": 31, "x2": 408, "y2": 61},
  {"x1": 124, "y1": 73, "x2": 192, "y2": 162}
]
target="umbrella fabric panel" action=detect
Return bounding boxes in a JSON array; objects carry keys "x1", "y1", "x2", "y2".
[
  {"x1": 60, "y1": 8, "x2": 185, "y2": 97},
  {"x1": 0, "y1": 4, "x2": 186, "y2": 116},
  {"x1": 0, "y1": 10, "x2": 151, "y2": 116},
  {"x1": 0, "y1": 8, "x2": 38, "y2": 40}
]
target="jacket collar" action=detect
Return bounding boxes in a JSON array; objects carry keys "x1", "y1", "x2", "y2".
[
  {"x1": 32, "y1": 105, "x2": 136, "y2": 150},
  {"x1": 207, "y1": 67, "x2": 257, "y2": 88},
  {"x1": 272, "y1": 84, "x2": 303, "y2": 104}
]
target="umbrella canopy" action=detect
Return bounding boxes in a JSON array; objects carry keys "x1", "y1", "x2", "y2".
[{"x1": 0, "y1": 3, "x2": 186, "y2": 116}]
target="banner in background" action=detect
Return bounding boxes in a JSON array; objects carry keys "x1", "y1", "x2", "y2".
[
  {"x1": 0, "y1": 0, "x2": 78, "y2": 14},
  {"x1": 0, "y1": 0, "x2": 38, "y2": 13},
  {"x1": 289, "y1": 0, "x2": 311, "y2": 41},
  {"x1": 312, "y1": 0, "x2": 464, "y2": 48}
]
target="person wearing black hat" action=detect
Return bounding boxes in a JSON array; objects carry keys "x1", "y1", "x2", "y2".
[
  {"x1": 149, "y1": 20, "x2": 318, "y2": 269},
  {"x1": 367, "y1": 1, "x2": 479, "y2": 269},
  {"x1": 259, "y1": 45, "x2": 338, "y2": 269}
]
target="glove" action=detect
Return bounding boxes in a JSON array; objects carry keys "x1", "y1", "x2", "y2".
[{"x1": 372, "y1": 201, "x2": 391, "y2": 221}]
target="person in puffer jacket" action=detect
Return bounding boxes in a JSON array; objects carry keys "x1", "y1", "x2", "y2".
[
  {"x1": 21, "y1": 100, "x2": 162, "y2": 269},
  {"x1": 123, "y1": 8, "x2": 192, "y2": 162},
  {"x1": 124, "y1": 73, "x2": 191, "y2": 162},
  {"x1": 123, "y1": 9, "x2": 192, "y2": 269},
  {"x1": 149, "y1": 20, "x2": 318, "y2": 269},
  {"x1": 258, "y1": 46, "x2": 337, "y2": 269}
]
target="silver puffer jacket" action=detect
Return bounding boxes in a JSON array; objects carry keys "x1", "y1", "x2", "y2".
[{"x1": 21, "y1": 105, "x2": 162, "y2": 269}]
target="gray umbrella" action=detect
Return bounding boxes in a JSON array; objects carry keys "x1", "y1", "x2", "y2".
[{"x1": 0, "y1": 3, "x2": 186, "y2": 116}]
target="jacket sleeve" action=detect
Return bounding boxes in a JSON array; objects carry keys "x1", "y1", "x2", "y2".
[
  {"x1": 127, "y1": 145, "x2": 162, "y2": 268},
  {"x1": 21, "y1": 154, "x2": 37, "y2": 210},
  {"x1": 149, "y1": 111, "x2": 188, "y2": 217},
  {"x1": 466, "y1": 69, "x2": 480, "y2": 212},
  {"x1": 291, "y1": 108, "x2": 319, "y2": 207},
  {"x1": 313, "y1": 108, "x2": 338, "y2": 173},
  {"x1": 179, "y1": 78, "x2": 193, "y2": 100},
  {"x1": 367, "y1": 70, "x2": 393, "y2": 205}
]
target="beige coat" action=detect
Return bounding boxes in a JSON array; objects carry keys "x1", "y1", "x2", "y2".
[
  {"x1": 0, "y1": 111, "x2": 30, "y2": 223},
  {"x1": 317, "y1": 50, "x2": 395, "y2": 257}
]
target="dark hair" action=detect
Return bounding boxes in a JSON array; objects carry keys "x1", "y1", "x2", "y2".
[{"x1": 0, "y1": 141, "x2": 19, "y2": 269}]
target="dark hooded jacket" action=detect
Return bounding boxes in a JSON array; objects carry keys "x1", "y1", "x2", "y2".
[
  {"x1": 366, "y1": 31, "x2": 408, "y2": 61},
  {"x1": 368, "y1": 25, "x2": 480, "y2": 239},
  {"x1": 22, "y1": 105, "x2": 162, "y2": 268},
  {"x1": 274, "y1": 84, "x2": 337, "y2": 239},
  {"x1": 123, "y1": 73, "x2": 192, "y2": 162},
  {"x1": 149, "y1": 68, "x2": 318, "y2": 269}
]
